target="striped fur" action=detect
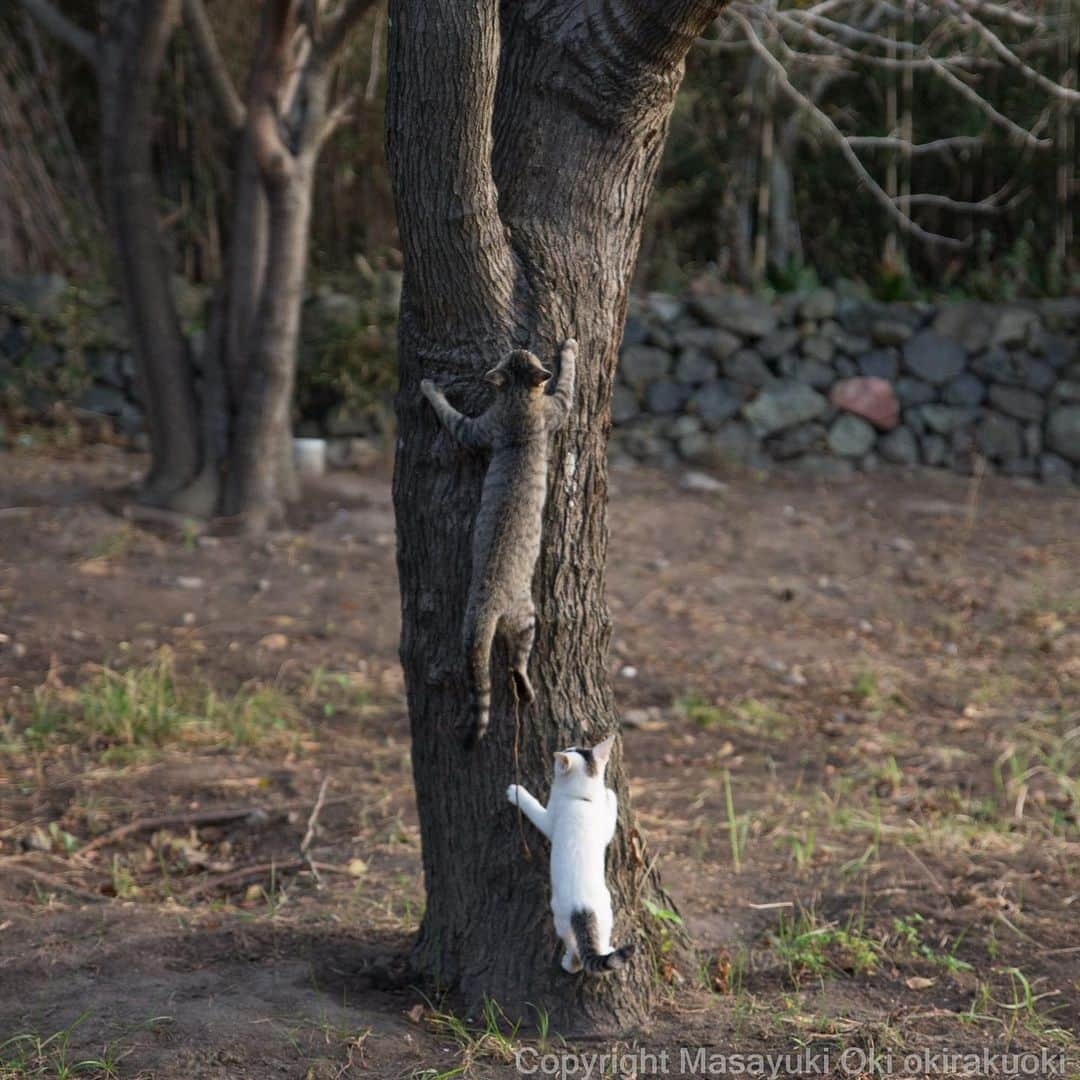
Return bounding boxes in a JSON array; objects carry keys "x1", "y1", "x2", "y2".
[
  {"x1": 421, "y1": 340, "x2": 577, "y2": 747},
  {"x1": 571, "y1": 910, "x2": 635, "y2": 973}
]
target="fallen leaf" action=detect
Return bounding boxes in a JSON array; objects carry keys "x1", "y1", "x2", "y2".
[
  {"x1": 258, "y1": 633, "x2": 289, "y2": 650},
  {"x1": 905, "y1": 975, "x2": 936, "y2": 990},
  {"x1": 347, "y1": 858, "x2": 368, "y2": 877},
  {"x1": 406, "y1": 1004, "x2": 424, "y2": 1025}
]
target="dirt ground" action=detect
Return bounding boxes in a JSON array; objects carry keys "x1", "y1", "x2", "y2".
[{"x1": 1, "y1": 446, "x2": 1077, "y2": 1079}]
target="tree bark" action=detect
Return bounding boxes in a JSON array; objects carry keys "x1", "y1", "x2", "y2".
[
  {"x1": 388, "y1": 0, "x2": 721, "y2": 1030},
  {"x1": 98, "y1": 0, "x2": 202, "y2": 504}
]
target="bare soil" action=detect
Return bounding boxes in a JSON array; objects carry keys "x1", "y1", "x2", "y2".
[{"x1": 1, "y1": 446, "x2": 1077, "y2": 1078}]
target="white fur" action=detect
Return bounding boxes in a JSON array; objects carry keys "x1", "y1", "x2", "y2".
[{"x1": 507, "y1": 734, "x2": 619, "y2": 973}]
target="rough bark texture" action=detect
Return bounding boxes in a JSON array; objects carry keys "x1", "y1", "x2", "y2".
[
  {"x1": 209, "y1": 0, "x2": 375, "y2": 528},
  {"x1": 22, "y1": 0, "x2": 373, "y2": 530},
  {"x1": 98, "y1": 0, "x2": 202, "y2": 505},
  {"x1": 388, "y1": 0, "x2": 723, "y2": 1031}
]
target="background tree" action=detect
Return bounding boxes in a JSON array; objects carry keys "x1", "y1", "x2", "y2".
[
  {"x1": 387, "y1": 0, "x2": 723, "y2": 1028},
  {"x1": 649, "y1": 0, "x2": 1079, "y2": 292},
  {"x1": 17, "y1": 0, "x2": 377, "y2": 529}
]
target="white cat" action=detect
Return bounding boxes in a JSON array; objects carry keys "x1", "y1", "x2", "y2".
[{"x1": 506, "y1": 733, "x2": 634, "y2": 974}]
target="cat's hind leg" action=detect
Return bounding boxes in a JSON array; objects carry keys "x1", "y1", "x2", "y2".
[
  {"x1": 561, "y1": 944, "x2": 582, "y2": 974},
  {"x1": 554, "y1": 913, "x2": 581, "y2": 973},
  {"x1": 506, "y1": 604, "x2": 536, "y2": 705}
]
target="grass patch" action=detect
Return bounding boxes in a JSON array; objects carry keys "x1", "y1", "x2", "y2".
[
  {"x1": 8, "y1": 650, "x2": 300, "y2": 762},
  {"x1": 677, "y1": 694, "x2": 796, "y2": 739},
  {"x1": 417, "y1": 997, "x2": 522, "y2": 1078},
  {"x1": 0, "y1": 1012, "x2": 171, "y2": 1079},
  {"x1": 849, "y1": 662, "x2": 910, "y2": 716},
  {"x1": 891, "y1": 914, "x2": 972, "y2": 974},
  {"x1": 768, "y1": 909, "x2": 879, "y2": 985}
]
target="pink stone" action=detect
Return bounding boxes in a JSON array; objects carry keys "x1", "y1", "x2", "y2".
[{"x1": 830, "y1": 376, "x2": 899, "y2": 431}]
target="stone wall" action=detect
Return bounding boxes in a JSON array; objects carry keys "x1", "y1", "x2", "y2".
[
  {"x1": 612, "y1": 290, "x2": 1080, "y2": 485},
  {"x1": 0, "y1": 273, "x2": 396, "y2": 466},
  {"x1": 3, "y1": 273, "x2": 1079, "y2": 485}
]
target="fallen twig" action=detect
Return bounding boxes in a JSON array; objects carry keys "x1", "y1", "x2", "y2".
[
  {"x1": 76, "y1": 794, "x2": 354, "y2": 859},
  {"x1": 78, "y1": 807, "x2": 272, "y2": 858},
  {"x1": 300, "y1": 776, "x2": 331, "y2": 888},
  {"x1": 4, "y1": 861, "x2": 105, "y2": 903},
  {"x1": 181, "y1": 859, "x2": 307, "y2": 899}
]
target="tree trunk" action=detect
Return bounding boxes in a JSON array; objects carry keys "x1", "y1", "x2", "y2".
[
  {"x1": 178, "y1": 0, "x2": 374, "y2": 530},
  {"x1": 388, "y1": 0, "x2": 720, "y2": 1031},
  {"x1": 225, "y1": 171, "x2": 312, "y2": 525},
  {"x1": 99, "y1": 0, "x2": 202, "y2": 505},
  {"x1": 223, "y1": 134, "x2": 269, "y2": 403}
]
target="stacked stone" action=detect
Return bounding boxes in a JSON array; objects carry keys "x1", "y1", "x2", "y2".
[
  {"x1": 612, "y1": 289, "x2": 1080, "y2": 485},
  {"x1": 4, "y1": 272, "x2": 1079, "y2": 485}
]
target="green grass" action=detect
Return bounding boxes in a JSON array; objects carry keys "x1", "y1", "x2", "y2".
[
  {"x1": 891, "y1": 914, "x2": 972, "y2": 973},
  {"x1": 849, "y1": 663, "x2": 909, "y2": 717},
  {"x1": 768, "y1": 909, "x2": 879, "y2": 985},
  {"x1": 8, "y1": 650, "x2": 301, "y2": 762},
  {"x1": 676, "y1": 693, "x2": 796, "y2": 740},
  {"x1": 418, "y1": 996, "x2": 522, "y2": 1077},
  {"x1": 0, "y1": 1013, "x2": 171, "y2": 1079}
]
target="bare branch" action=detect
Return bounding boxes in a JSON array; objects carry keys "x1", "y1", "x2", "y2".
[
  {"x1": 183, "y1": 0, "x2": 246, "y2": 131},
  {"x1": 895, "y1": 191, "x2": 1020, "y2": 214},
  {"x1": 950, "y1": 0, "x2": 1053, "y2": 32},
  {"x1": 948, "y1": 7, "x2": 1080, "y2": 108},
  {"x1": 768, "y1": 1, "x2": 1052, "y2": 149},
  {"x1": 17, "y1": 0, "x2": 97, "y2": 66},
  {"x1": 847, "y1": 133, "x2": 984, "y2": 156},
  {"x1": 248, "y1": 0, "x2": 299, "y2": 184},
  {"x1": 364, "y1": 5, "x2": 385, "y2": 104},
  {"x1": 771, "y1": 10, "x2": 996, "y2": 73},
  {"x1": 318, "y1": 89, "x2": 357, "y2": 147},
  {"x1": 733, "y1": 11, "x2": 967, "y2": 249},
  {"x1": 932, "y1": 55, "x2": 1051, "y2": 147},
  {"x1": 319, "y1": 0, "x2": 379, "y2": 62}
]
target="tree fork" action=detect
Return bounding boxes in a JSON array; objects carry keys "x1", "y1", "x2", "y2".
[{"x1": 387, "y1": 0, "x2": 723, "y2": 1029}]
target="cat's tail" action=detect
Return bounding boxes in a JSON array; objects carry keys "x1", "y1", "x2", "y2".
[
  {"x1": 463, "y1": 605, "x2": 498, "y2": 748},
  {"x1": 571, "y1": 910, "x2": 634, "y2": 975}
]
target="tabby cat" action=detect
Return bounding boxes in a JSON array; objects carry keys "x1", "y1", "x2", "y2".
[{"x1": 420, "y1": 338, "x2": 577, "y2": 747}]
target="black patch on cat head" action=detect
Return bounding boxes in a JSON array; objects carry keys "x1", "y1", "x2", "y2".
[{"x1": 572, "y1": 746, "x2": 598, "y2": 776}]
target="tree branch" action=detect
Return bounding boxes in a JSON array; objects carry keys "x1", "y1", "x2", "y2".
[
  {"x1": 248, "y1": 0, "x2": 299, "y2": 185},
  {"x1": 318, "y1": 0, "x2": 378, "y2": 63},
  {"x1": 950, "y1": 0, "x2": 1052, "y2": 32},
  {"x1": 317, "y1": 89, "x2": 356, "y2": 148},
  {"x1": 847, "y1": 133, "x2": 983, "y2": 156},
  {"x1": 364, "y1": 5, "x2": 384, "y2": 104},
  {"x1": 183, "y1": 0, "x2": 246, "y2": 131},
  {"x1": 733, "y1": 11, "x2": 967, "y2": 250},
  {"x1": 17, "y1": 0, "x2": 97, "y2": 66},
  {"x1": 949, "y1": 7, "x2": 1080, "y2": 108},
  {"x1": 386, "y1": 0, "x2": 515, "y2": 341},
  {"x1": 624, "y1": 0, "x2": 732, "y2": 69}
]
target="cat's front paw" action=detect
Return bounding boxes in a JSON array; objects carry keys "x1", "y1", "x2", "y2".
[
  {"x1": 420, "y1": 378, "x2": 437, "y2": 400},
  {"x1": 506, "y1": 784, "x2": 521, "y2": 806},
  {"x1": 561, "y1": 338, "x2": 578, "y2": 356}
]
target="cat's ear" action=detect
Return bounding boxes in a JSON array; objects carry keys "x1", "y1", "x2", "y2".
[
  {"x1": 592, "y1": 733, "x2": 616, "y2": 767},
  {"x1": 485, "y1": 367, "x2": 507, "y2": 389},
  {"x1": 555, "y1": 752, "x2": 573, "y2": 774},
  {"x1": 529, "y1": 366, "x2": 554, "y2": 387}
]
